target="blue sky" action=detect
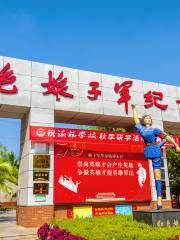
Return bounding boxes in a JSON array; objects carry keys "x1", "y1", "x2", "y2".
[{"x1": 0, "y1": 0, "x2": 180, "y2": 156}]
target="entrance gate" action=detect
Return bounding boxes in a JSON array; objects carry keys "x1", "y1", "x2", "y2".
[{"x1": 0, "y1": 56, "x2": 180, "y2": 227}]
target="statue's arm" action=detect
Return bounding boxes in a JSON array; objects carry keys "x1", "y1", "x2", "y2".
[
  {"x1": 165, "y1": 135, "x2": 180, "y2": 152},
  {"x1": 131, "y1": 104, "x2": 140, "y2": 124}
]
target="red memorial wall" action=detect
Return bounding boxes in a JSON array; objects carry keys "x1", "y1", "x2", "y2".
[
  {"x1": 30, "y1": 127, "x2": 156, "y2": 204},
  {"x1": 54, "y1": 144, "x2": 151, "y2": 204}
]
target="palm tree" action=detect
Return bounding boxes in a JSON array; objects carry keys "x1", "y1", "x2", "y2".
[
  {"x1": 0, "y1": 144, "x2": 19, "y2": 194},
  {"x1": 6, "y1": 151, "x2": 19, "y2": 185},
  {"x1": 0, "y1": 158, "x2": 14, "y2": 194}
]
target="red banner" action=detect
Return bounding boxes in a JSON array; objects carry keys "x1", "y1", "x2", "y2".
[
  {"x1": 30, "y1": 126, "x2": 144, "y2": 144},
  {"x1": 54, "y1": 145, "x2": 151, "y2": 204},
  {"x1": 30, "y1": 126, "x2": 180, "y2": 148}
]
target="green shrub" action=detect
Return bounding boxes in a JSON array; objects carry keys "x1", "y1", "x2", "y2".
[{"x1": 51, "y1": 215, "x2": 180, "y2": 240}]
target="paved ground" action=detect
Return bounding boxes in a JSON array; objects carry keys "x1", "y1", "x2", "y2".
[{"x1": 0, "y1": 210, "x2": 37, "y2": 239}]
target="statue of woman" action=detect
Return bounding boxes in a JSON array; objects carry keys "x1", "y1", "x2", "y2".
[{"x1": 131, "y1": 104, "x2": 180, "y2": 210}]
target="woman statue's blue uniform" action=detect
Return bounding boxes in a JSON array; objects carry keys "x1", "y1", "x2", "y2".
[
  {"x1": 131, "y1": 104, "x2": 180, "y2": 210},
  {"x1": 135, "y1": 122, "x2": 166, "y2": 209}
]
